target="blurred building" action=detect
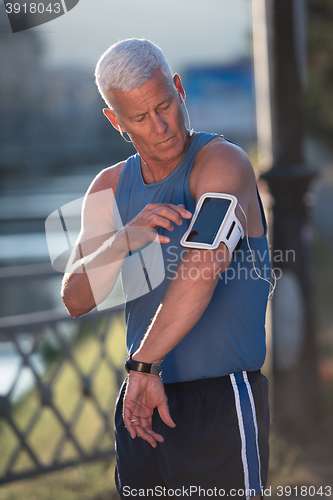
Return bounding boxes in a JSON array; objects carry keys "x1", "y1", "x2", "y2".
[
  {"x1": 0, "y1": 11, "x2": 44, "y2": 174},
  {"x1": 184, "y1": 60, "x2": 256, "y2": 146}
]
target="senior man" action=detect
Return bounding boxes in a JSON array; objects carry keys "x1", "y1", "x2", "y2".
[{"x1": 62, "y1": 39, "x2": 271, "y2": 499}]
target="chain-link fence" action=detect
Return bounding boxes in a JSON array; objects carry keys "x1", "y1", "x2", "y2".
[{"x1": 0, "y1": 286, "x2": 126, "y2": 485}]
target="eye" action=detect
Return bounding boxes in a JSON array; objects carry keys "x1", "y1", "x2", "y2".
[{"x1": 159, "y1": 103, "x2": 170, "y2": 111}]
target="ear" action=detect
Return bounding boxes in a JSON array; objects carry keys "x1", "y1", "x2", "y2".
[
  {"x1": 173, "y1": 73, "x2": 186, "y2": 102},
  {"x1": 103, "y1": 108, "x2": 125, "y2": 132}
]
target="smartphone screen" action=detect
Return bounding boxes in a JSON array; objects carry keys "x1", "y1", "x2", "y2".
[{"x1": 185, "y1": 197, "x2": 231, "y2": 244}]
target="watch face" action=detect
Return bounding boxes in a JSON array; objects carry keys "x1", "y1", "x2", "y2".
[{"x1": 185, "y1": 197, "x2": 232, "y2": 245}]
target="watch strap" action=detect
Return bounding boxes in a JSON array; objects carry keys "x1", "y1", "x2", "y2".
[{"x1": 125, "y1": 354, "x2": 161, "y2": 375}]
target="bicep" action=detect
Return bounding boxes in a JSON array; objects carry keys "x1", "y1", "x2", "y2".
[
  {"x1": 191, "y1": 145, "x2": 255, "y2": 267},
  {"x1": 193, "y1": 145, "x2": 255, "y2": 232}
]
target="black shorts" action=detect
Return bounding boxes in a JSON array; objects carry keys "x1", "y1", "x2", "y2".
[{"x1": 115, "y1": 370, "x2": 270, "y2": 500}]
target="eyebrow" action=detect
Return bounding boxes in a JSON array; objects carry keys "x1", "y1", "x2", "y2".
[{"x1": 129, "y1": 111, "x2": 147, "y2": 120}]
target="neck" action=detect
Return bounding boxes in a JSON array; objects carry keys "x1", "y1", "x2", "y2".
[{"x1": 139, "y1": 131, "x2": 193, "y2": 184}]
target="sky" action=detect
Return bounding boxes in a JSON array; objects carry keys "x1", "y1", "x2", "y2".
[{"x1": 30, "y1": 0, "x2": 252, "y2": 74}]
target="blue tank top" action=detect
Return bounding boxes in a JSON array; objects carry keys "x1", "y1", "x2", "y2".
[{"x1": 114, "y1": 132, "x2": 271, "y2": 383}]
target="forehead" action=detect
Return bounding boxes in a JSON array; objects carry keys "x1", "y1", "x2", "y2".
[{"x1": 110, "y1": 69, "x2": 175, "y2": 116}]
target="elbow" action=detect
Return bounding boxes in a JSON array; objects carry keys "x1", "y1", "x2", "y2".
[
  {"x1": 62, "y1": 292, "x2": 84, "y2": 318},
  {"x1": 61, "y1": 284, "x2": 93, "y2": 318},
  {"x1": 62, "y1": 297, "x2": 92, "y2": 318},
  {"x1": 65, "y1": 304, "x2": 85, "y2": 318}
]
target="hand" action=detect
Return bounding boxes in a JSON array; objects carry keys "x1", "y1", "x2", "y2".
[
  {"x1": 117, "y1": 203, "x2": 192, "y2": 253},
  {"x1": 123, "y1": 371, "x2": 176, "y2": 448}
]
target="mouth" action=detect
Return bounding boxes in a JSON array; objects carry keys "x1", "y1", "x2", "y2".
[{"x1": 157, "y1": 136, "x2": 173, "y2": 146}]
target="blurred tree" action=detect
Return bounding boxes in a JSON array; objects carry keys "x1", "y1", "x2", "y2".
[{"x1": 306, "y1": 0, "x2": 333, "y2": 147}]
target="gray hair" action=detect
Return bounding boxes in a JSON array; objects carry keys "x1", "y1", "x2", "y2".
[{"x1": 95, "y1": 39, "x2": 174, "y2": 108}]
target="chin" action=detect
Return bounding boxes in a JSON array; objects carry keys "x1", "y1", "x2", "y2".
[
  {"x1": 157, "y1": 145, "x2": 183, "y2": 162},
  {"x1": 159, "y1": 135, "x2": 186, "y2": 155}
]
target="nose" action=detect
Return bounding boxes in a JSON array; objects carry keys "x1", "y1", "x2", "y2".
[{"x1": 151, "y1": 112, "x2": 167, "y2": 135}]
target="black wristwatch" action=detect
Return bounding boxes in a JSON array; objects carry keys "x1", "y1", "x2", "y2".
[{"x1": 125, "y1": 354, "x2": 161, "y2": 376}]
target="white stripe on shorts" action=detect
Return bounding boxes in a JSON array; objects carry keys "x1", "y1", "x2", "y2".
[
  {"x1": 230, "y1": 371, "x2": 262, "y2": 500},
  {"x1": 230, "y1": 373, "x2": 250, "y2": 497},
  {"x1": 243, "y1": 371, "x2": 262, "y2": 492}
]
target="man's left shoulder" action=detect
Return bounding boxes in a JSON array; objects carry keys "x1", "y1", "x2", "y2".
[
  {"x1": 199, "y1": 136, "x2": 252, "y2": 172},
  {"x1": 190, "y1": 135, "x2": 255, "y2": 196}
]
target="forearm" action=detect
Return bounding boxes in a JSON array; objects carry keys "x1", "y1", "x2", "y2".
[
  {"x1": 133, "y1": 250, "x2": 225, "y2": 364},
  {"x1": 62, "y1": 229, "x2": 128, "y2": 317}
]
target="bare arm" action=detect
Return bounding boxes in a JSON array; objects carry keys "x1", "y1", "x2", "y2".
[{"x1": 61, "y1": 165, "x2": 125, "y2": 317}]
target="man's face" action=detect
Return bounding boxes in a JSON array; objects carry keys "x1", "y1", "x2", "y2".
[{"x1": 110, "y1": 69, "x2": 188, "y2": 164}]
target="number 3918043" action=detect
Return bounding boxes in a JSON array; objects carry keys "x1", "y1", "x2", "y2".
[
  {"x1": 5, "y1": 3, "x2": 61, "y2": 14},
  {"x1": 276, "y1": 486, "x2": 332, "y2": 497}
]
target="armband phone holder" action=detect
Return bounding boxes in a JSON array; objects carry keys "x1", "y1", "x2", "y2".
[{"x1": 180, "y1": 192, "x2": 244, "y2": 257}]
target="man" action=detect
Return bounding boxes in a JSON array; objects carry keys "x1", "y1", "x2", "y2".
[{"x1": 62, "y1": 39, "x2": 271, "y2": 499}]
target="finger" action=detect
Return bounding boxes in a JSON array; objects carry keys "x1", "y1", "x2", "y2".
[
  {"x1": 157, "y1": 399, "x2": 176, "y2": 428},
  {"x1": 148, "y1": 213, "x2": 176, "y2": 232},
  {"x1": 153, "y1": 206, "x2": 192, "y2": 226},
  {"x1": 126, "y1": 226, "x2": 170, "y2": 247},
  {"x1": 144, "y1": 229, "x2": 170, "y2": 244},
  {"x1": 144, "y1": 427, "x2": 165, "y2": 443},
  {"x1": 146, "y1": 203, "x2": 192, "y2": 221},
  {"x1": 148, "y1": 208, "x2": 190, "y2": 230},
  {"x1": 123, "y1": 408, "x2": 138, "y2": 439},
  {"x1": 129, "y1": 214, "x2": 174, "y2": 234},
  {"x1": 135, "y1": 425, "x2": 158, "y2": 448},
  {"x1": 124, "y1": 420, "x2": 137, "y2": 439},
  {"x1": 141, "y1": 416, "x2": 165, "y2": 443},
  {"x1": 171, "y1": 204, "x2": 192, "y2": 219},
  {"x1": 135, "y1": 424, "x2": 165, "y2": 447},
  {"x1": 129, "y1": 416, "x2": 165, "y2": 448},
  {"x1": 156, "y1": 235, "x2": 170, "y2": 244},
  {"x1": 162, "y1": 204, "x2": 192, "y2": 219}
]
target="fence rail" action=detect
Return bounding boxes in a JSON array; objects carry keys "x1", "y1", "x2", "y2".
[{"x1": 0, "y1": 265, "x2": 126, "y2": 485}]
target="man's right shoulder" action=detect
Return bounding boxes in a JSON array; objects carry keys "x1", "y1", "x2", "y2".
[{"x1": 87, "y1": 161, "x2": 126, "y2": 196}]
